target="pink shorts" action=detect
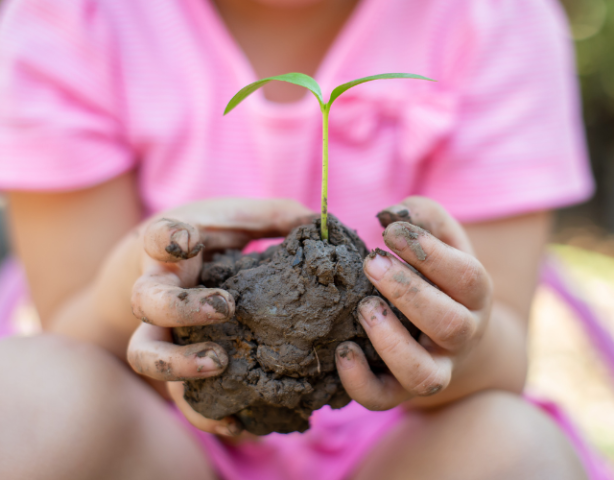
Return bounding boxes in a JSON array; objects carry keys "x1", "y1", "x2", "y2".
[
  {"x1": 173, "y1": 399, "x2": 614, "y2": 480},
  {"x1": 0, "y1": 259, "x2": 611, "y2": 480}
]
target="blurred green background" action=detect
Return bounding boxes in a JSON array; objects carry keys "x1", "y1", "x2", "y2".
[{"x1": 557, "y1": 0, "x2": 614, "y2": 236}]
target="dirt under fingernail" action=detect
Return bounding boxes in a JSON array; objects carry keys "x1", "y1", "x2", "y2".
[
  {"x1": 337, "y1": 344, "x2": 355, "y2": 363},
  {"x1": 201, "y1": 295, "x2": 229, "y2": 317},
  {"x1": 367, "y1": 247, "x2": 388, "y2": 260},
  {"x1": 166, "y1": 241, "x2": 186, "y2": 259},
  {"x1": 171, "y1": 229, "x2": 190, "y2": 252},
  {"x1": 196, "y1": 349, "x2": 223, "y2": 369},
  {"x1": 376, "y1": 209, "x2": 412, "y2": 228}
]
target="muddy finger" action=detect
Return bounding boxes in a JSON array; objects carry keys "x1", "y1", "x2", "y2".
[
  {"x1": 377, "y1": 197, "x2": 472, "y2": 254},
  {"x1": 355, "y1": 296, "x2": 453, "y2": 396},
  {"x1": 382, "y1": 222, "x2": 492, "y2": 312},
  {"x1": 335, "y1": 341, "x2": 410, "y2": 410},
  {"x1": 132, "y1": 270, "x2": 234, "y2": 327},
  {"x1": 128, "y1": 323, "x2": 228, "y2": 381},
  {"x1": 144, "y1": 218, "x2": 204, "y2": 263},
  {"x1": 363, "y1": 251, "x2": 480, "y2": 352}
]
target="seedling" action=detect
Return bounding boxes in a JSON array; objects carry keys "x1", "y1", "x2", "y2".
[{"x1": 224, "y1": 73, "x2": 434, "y2": 241}]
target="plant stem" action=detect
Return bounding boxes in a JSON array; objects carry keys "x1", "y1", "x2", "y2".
[{"x1": 321, "y1": 105, "x2": 330, "y2": 241}]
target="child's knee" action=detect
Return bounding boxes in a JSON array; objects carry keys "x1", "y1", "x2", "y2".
[
  {"x1": 440, "y1": 391, "x2": 588, "y2": 480},
  {"x1": 0, "y1": 335, "x2": 140, "y2": 480}
]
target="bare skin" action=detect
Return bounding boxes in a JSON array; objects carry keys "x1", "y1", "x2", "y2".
[
  {"x1": 0, "y1": 334, "x2": 215, "y2": 480},
  {"x1": 210, "y1": 0, "x2": 360, "y2": 103},
  {"x1": 0, "y1": 0, "x2": 589, "y2": 478},
  {"x1": 2, "y1": 176, "x2": 588, "y2": 479}
]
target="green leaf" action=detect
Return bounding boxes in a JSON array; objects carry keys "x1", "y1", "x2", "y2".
[
  {"x1": 327, "y1": 73, "x2": 435, "y2": 107},
  {"x1": 224, "y1": 73, "x2": 324, "y2": 115}
]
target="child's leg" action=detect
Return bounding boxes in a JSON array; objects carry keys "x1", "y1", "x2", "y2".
[
  {"x1": 0, "y1": 334, "x2": 216, "y2": 480},
  {"x1": 353, "y1": 391, "x2": 589, "y2": 480}
]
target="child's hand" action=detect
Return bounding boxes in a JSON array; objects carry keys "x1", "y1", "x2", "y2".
[
  {"x1": 336, "y1": 196, "x2": 493, "y2": 410},
  {"x1": 124, "y1": 199, "x2": 314, "y2": 437}
]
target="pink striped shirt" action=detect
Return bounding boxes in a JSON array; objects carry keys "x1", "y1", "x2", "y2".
[
  {"x1": 0, "y1": 0, "x2": 593, "y2": 254},
  {"x1": 0, "y1": 1, "x2": 603, "y2": 480}
]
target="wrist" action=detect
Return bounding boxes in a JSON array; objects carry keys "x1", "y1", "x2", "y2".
[{"x1": 48, "y1": 231, "x2": 144, "y2": 361}]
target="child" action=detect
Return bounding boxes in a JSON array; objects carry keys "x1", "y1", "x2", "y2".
[{"x1": 0, "y1": 0, "x2": 606, "y2": 478}]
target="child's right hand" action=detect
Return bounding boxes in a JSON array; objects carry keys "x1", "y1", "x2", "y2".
[{"x1": 120, "y1": 199, "x2": 314, "y2": 438}]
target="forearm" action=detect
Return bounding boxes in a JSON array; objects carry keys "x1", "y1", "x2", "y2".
[
  {"x1": 47, "y1": 233, "x2": 143, "y2": 361},
  {"x1": 406, "y1": 301, "x2": 528, "y2": 409}
]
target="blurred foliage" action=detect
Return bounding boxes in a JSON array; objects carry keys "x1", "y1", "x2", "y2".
[{"x1": 559, "y1": 0, "x2": 614, "y2": 231}]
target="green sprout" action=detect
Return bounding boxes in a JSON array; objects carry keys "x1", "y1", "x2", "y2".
[{"x1": 224, "y1": 73, "x2": 434, "y2": 241}]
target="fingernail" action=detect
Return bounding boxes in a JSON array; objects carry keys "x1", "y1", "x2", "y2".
[
  {"x1": 171, "y1": 229, "x2": 190, "y2": 253},
  {"x1": 365, "y1": 249, "x2": 392, "y2": 280},
  {"x1": 336, "y1": 344, "x2": 355, "y2": 367},
  {"x1": 385, "y1": 223, "x2": 427, "y2": 261},
  {"x1": 196, "y1": 349, "x2": 223, "y2": 370},
  {"x1": 201, "y1": 295, "x2": 230, "y2": 318},
  {"x1": 376, "y1": 208, "x2": 411, "y2": 228},
  {"x1": 357, "y1": 297, "x2": 388, "y2": 328}
]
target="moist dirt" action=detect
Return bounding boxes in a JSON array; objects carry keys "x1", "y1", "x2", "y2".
[{"x1": 173, "y1": 214, "x2": 418, "y2": 435}]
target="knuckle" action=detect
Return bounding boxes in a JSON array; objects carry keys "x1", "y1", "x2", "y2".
[
  {"x1": 457, "y1": 258, "x2": 487, "y2": 296},
  {"x1": 376, "y1": 330, "x2": 407, "y2": 357},
  {"x1": 411, "y1": 367, "x2": 449, "y2": 397},
  {"x1": 436, "y1": 308, "x2": 476, "y2": 350}
]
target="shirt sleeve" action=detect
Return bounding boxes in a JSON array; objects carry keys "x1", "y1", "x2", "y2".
[
  {"x1": 418, "y1": 0, "x2": 594, "y2": 222},
  {"x1": 0, "y1": 0, "x2": 134, "y2": 192}
]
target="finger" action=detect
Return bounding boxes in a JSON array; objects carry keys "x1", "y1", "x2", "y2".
[
  {"x1": 377, "y1": 196, "x2": 472, "y2": 254},
  {"x1": 132, "y1": 268, "x2": 234, "y2": 327},
  {"x1": 355, "y1": 296, "x2": 453, "y2": 395},
  {"x1": 364, "y1": 252, "x2": 480, "y2": 352},
  {"x1": 180, "y1": 198, "x2": 316, "y2": 237},
  {"x1": 144, "y1": 218, "x2": 204, "y2": 263},
  {"x1": 381, "y1": 222, "x2": 492, "y2": 311},
  {"x1": 167, "y1": 382, "x2": 244, "y2": 437},
  {"x1": 144, "y1": 217, "x2": 256, "y2": 261},
  {"x1": 144, "y1": 200, "x2": 315, "y2": 262},
  {"x1": 335, "y1": 342, "x2": 410, "y2": 410},
  {"x1": 128, "y1": 323, "x2": 228, "y2": 381}
]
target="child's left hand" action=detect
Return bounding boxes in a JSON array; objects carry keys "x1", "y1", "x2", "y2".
[{"x1": 336, "y1": 196, "x2": 494, "y2": 410}]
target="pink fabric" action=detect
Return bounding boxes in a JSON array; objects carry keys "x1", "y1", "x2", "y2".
[
  {"x1": 530, "y1": 397, "x2": 614, "y2": 480},
  {"x1": 174, "y1": 402, "x2": 405, "y2": 480},
  {"x1": 0, "y1": 258, "x2": 27, "y2": 337},
  {"x1": 5, "y1": 262, "x2": 613, "y2": 480},
  {"x1": 172, "y1": 398, "x2": 614, "y2": 480},
  {"x1": 0, "y1": 0, "x2": 593, "y2": 252},
  {"x1": 0, "y1": 0, "x2": 603, "y2": 478}
]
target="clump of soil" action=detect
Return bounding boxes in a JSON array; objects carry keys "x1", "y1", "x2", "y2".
[{"x1": 173, "y1": 214, "x2": 418, "y2": 435}]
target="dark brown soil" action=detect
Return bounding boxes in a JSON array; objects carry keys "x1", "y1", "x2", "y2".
[{"x1": 173, "y1": 214, "x2": 418, "y2": 435}]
